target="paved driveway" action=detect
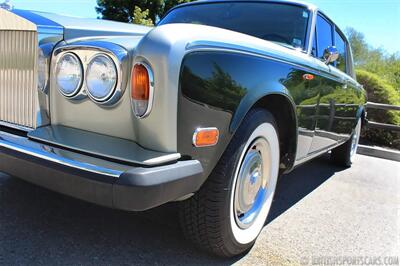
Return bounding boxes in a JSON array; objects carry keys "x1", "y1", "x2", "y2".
[{"x1": 0, "y1": 154, "x2": 399, "y2": 265}]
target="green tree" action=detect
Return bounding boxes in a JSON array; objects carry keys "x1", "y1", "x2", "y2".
[
  {"x1": 345, "y1": 27, "x2": 400, "y2": 89},
  {"x1": 96, "y1": 0, "x2": 193, "y2": 25},
  {"x1": 132, "y1": 6, "x2": 154, "y2": 26},
  {"x1": 345, "y1": 27, "x2": 369, "y2": 65}
]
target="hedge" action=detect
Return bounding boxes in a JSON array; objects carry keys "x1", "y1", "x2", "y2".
[{"x1": 356, "y1": 69, "x2": 400, "y2": 149}]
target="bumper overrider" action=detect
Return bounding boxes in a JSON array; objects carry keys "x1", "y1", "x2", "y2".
[{"x1": 0, "y1": 126, "x2": 204, "y2": 211}]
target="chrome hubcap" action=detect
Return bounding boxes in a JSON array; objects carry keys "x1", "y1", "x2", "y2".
[{"x1": 234, "y1": 138, "x2": 270, "y2": 229}]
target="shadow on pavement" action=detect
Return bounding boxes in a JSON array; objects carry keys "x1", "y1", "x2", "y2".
[
  {"x1": 0, "y1": 154, "x2": 345, "y2": 265},
  {"x1": 267, "y1": 154, "x2": 345, "y2": 224}
]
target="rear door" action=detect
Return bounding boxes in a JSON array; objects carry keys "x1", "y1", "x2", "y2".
[{"x1": 326, "y1": 30, "x2": 359, "y2": 138}]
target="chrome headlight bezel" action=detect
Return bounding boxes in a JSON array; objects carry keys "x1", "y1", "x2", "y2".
[
  {"x1": 55, "y1": 52, "x2": 84, "y2": 98},
  {"x1": 85, "y1": 53, "x2": 118, "y2": 103},
  {"x1": 52, "y1": 45, "x2": 127, "y2": 106}
]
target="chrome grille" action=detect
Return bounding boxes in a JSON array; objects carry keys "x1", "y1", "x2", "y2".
[{"x1": 0, "y1": 30, "x2": 38, "y2": 129}]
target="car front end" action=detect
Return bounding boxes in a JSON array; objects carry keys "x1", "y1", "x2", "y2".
[{"x1": 0, "y1": 8, "x2": 203, "y2": 211}]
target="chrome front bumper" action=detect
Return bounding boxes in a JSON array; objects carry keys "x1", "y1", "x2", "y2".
[{"x1": 0, "y1": 128, "x2": 204, "y2": 211}]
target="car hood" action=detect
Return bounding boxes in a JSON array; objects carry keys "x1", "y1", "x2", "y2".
[{"x1": 11, "y1": 9, "x2": 152, "y2": 41}]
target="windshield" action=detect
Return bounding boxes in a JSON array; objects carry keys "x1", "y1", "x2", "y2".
[{"x1": 159, "y1": 2, "x2": 310, "y2": 49}]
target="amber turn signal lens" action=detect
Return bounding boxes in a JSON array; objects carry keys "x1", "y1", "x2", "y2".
[
  {"x1": 131, "y1": 64, "x2": 150, "y2": 100},
  {"x1": 302, "y1": 73, "x2": 315, "y2": 81},
  {"x1": 131, "y1": 63, "x2": 153, "y2": 118},
  {"x1": 193, "y1": 128, "x2": 219, "y2": 147}
]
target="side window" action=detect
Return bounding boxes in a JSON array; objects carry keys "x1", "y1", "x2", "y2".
[
  {"x1": 334, "y1": 30, "x2": 347, "y2": 73},
  {"x1": 316, "y1": 15, "x2": 333, "y2": 61}
]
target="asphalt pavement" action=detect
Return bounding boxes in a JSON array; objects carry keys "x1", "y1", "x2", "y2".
[{"x1": 0, "y1": 154, "x2": 399, "y2": 265}]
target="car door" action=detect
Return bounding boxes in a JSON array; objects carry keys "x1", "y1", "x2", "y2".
[
  {"x1": 308, "y1": 14, "x2": 351, "y2": 154},
  {"x1": 328, "y1": 30, "x2": 363, "y2": 138}
]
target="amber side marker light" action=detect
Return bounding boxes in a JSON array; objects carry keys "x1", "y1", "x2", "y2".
[
  {"x1": 193, "y1": 127, "x2": 219, "y2": 147},
  {"x1": 131, "y1": 63, "x2": 153, "y2": 118},
  {"x1": 302, "y1": 73, "x2": 315, "y2": 81}
]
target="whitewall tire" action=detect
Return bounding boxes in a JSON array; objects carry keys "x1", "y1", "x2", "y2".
[
  {"x1": 230, "y1": 123, "x2": 279, "y2": 244},
  {"x1": 179, "y1": 108, "x2": 280, "y2": 257}
]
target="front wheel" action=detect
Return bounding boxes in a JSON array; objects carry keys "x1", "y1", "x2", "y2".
[
  {"x1": 331, "y1": 118, "x2": 362, "y2": 167},
  {"x1": 179, "y1": 109, "x2": 280, "y2": 257}
]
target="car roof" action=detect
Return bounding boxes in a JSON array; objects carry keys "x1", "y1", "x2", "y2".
[{"x1": 170, "y1": 0, "x2": 318, "y2": 12}]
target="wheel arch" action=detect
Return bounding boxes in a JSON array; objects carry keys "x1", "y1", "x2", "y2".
[{"x1": 232, "y1": 93, "x2": 298, "y2": 173}]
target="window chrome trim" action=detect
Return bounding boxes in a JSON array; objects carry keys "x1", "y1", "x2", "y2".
[
  {"x1": 306, "y1": 8, "x2": 318, "y2": 55},
  {"x1": 130, "y1": 61, "x2": 155, "y2": 119}
]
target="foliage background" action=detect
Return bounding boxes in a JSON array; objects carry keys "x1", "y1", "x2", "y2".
[
  {"x1": 96, "y1": 0, "x2": 193, "y2": 25},
  {"x1": 346, "y1": 28, "x2": 400, "y2": 149}
]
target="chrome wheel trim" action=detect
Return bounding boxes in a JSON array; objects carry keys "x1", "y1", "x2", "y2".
[
  {"x1": 234, "y1": 138, "x2": 270, "y2": 229},
  {"x1": 350, "y1": 119, "x2": 361, "y2": 159},
  {"x1": 229, "y1": 123, "x2": 280, "y2": 245}
]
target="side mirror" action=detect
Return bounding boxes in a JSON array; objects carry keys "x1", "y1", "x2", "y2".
[{"x1": 323, "y1": 46, "x2": 339, "y2": 64}]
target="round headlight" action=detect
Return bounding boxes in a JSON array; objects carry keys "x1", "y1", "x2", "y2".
[
  {"x1": 55, "y1": 53, "x2": 83, "y2": 97},
  {"x1": 86, "y1": 54, "x2": 117, "y2": 102}
]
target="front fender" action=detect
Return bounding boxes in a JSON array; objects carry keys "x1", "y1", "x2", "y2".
[{"x1": 177, "y1": 51, "x2": 299, "y2": 179}]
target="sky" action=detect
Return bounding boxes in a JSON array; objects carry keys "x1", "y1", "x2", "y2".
[{"x1": 9, "y1": 0, "x2": 400, "y2": 54}]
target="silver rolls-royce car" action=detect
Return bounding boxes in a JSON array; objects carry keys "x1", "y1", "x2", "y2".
[{"x1": 0, "y1": 0, "x2": 366, "y2": 257}]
